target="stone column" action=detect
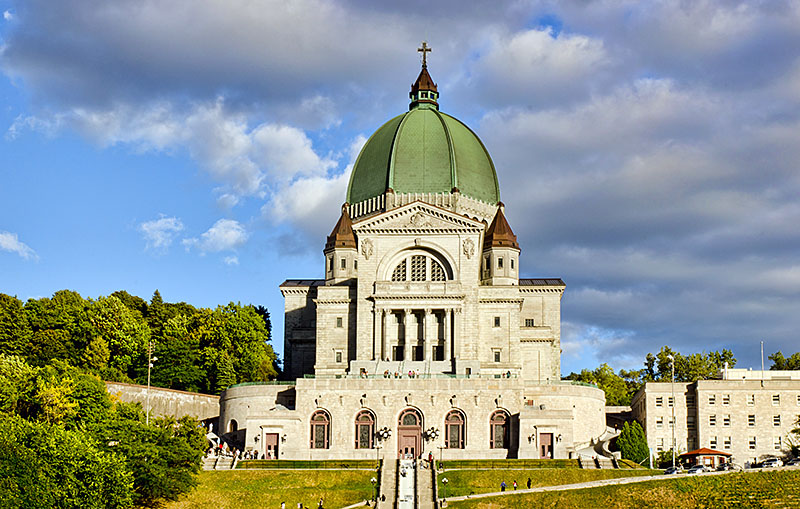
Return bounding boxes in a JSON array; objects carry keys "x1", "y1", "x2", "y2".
[
  {"x1": 372, "y1": 306, "x2": 379, "y2": 361},
  {"x1": 403, "y1": 308, "x2": 411, "y2": 362},
  {"x1": 424, "y1": 308, "x2": 432, "y2": 361},
  {"x1": 381, "y1": 309, "x2": 388, "y2": 361},
  {"x1": 453, "y1": 307, "x2": 462, "y2": 359},
  {"x1": 444, "y1": 308, "x2": 452, "y2": 361}
]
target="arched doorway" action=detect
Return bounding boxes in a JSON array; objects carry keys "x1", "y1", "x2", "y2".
[{"x1": 397, "y1": 408, "x2": 422, "y2": 458}]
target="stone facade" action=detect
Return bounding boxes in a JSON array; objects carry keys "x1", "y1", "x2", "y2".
[
  {"x1": 631, "y1": 369, "x2": 800, "y2": 466},
  {"x1": 105, "y1": 381, "x2": 220, "y2": 421}
]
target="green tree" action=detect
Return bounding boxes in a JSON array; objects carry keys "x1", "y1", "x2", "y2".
[
  {"x1": 0, "y1": 414, "x2": 134, "y2": 508},
  {"x1": 566, "y1": 364, "x2": 633, "y2": 406},
  {"x1": 643, "y1": 346, "x2": 736, "y2": 382},
  {"x1": 769, "y1": 351, "x2": 800, "y2": 370},
  {"x1": 90, "y1": 296, "x2": 150, "y2": 376},
  {"x1": 150, "y1": 315, "x2": 205, "y2": 392},
  {"x1": 616, "y1": 421, "x2": 649, "y2": 464},
  {"x1": 0, "y1": 294, "x2": 31, "y2": 356}
]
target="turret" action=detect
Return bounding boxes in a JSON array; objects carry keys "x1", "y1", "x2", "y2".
[
  {"x1": 324, "y1": 204, "x2": 358, "y2": 284},
  {"x1": 481, "y1": 203, "x2": 520, "y2": 286}
]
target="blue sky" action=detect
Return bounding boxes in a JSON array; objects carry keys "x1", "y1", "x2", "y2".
[{"x1": 2, "y1": 1, "x2": 800, "y2": 375}]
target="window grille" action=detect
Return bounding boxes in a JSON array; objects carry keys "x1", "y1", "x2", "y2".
[
  {"x1": 430, "y1": 259, "x2": 446, "y2": 281},
  {"x1": 391, "y1": 261, "x2": 406, "y2": 281},
  {"x1": 410, "y1": 255, "x2": 426, "y2": 281}
]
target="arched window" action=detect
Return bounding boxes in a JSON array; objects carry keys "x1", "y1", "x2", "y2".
[
  {"x1": 399, "y1": 408, "x2": 421, "y2": 426},
  {"x1": 228, "y1": 419, "x2": 238, "y2": 433},
  {"x1": 489, "y1": 410, "x2": 509, "y2": 449},
  {"x1": 390, "y1": 253, "x2": 449, "y2": 282},
  {"x1": 355, "y1": 410, "x2": 375, "y2": 449},
  {"x1": 310, "y1": 410, "x2": 331, "y2": 449},
  {"x1": 445, "y1": 410, "x2": 465, "y2": 449}
]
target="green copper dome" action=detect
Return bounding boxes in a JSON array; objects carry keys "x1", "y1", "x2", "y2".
[{"x1": 346, "y1": 66, "x2": 500, "y2": 206}]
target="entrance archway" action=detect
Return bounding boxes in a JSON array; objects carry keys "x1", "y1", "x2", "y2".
[{"x1": 397, "y1": 408, "x2": 422, "y2": 458}]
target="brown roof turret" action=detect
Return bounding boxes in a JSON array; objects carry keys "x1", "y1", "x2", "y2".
[
  {"x1": 325, "y1": 204, "x2": 356, "y2": 251},
  {"x1": 483, "y1": 203, "x2": 519, "y2": 250},
  {"x1": 410, "y1": 66, "x2": 438, "y2": 95}
]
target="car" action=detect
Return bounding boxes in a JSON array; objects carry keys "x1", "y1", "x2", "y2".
[
  {"x1": 664, "y1": 466, "x2": 682, "y2": 474},
  {"x1": 785, "y1": 458, "x2": 800, "y2": 466},
  {"x1": 762, "y1": 458, "x2": 783, "y2": 468},
  {"x1": 687, "y1": 465, "x2": 709, "y2": 474}
]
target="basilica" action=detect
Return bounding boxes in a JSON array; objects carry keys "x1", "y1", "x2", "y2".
[{"x1": 219, "y1": 48, "x2": 606, "y2": 461}]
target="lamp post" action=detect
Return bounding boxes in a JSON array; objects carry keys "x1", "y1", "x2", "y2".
[
  {"x1": 441, "y1": 477, "x2": 448, "y2": 504},
  {"x1": 668, "y1": 353, "x2": 675, "y2": 469},
  {"x1": 146, "y1": 340, "x2": 158, "y2": 426},
  {"x1": 370, "y1": 477, "x2": 377, "y2": 503},
  {"x1": 438, "y1": 445, "x2": 445, "y2": 471}
]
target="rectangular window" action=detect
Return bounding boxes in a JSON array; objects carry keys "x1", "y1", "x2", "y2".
[
  {"x1": 722, "y1": 394, "x2": 730, "y2": 405},
  {"x1": 708, "y1": 395, "x2": 716, "y2": 405},
  {"x1": 328, "y1": 257, "x2": 333, "y2": 271},
  {"x1": 687, "y1": 395, "x2": 695, "y2": 407},
  {"x1": 524, "y1": 318, "x2": 535, "y2": 327},
  {"x1": 656, "y1": 397, "x2": 663, "y2": 407},
  {"x1": 511, "y1": 258, "x2": 515, "y2": 269},
  {"x1": 354, "y1": 259, "x2": 357, "y2": 270},
  {"x1": 687, "y1": 415, "x2": 696, "y2": 430},
  {"x1": 497, "y1": 257, "x2": 504, "y2": 269},
  {"x1": 335, "y1": 351, "x2": 342, "y2": 363},
  {"x1": 657, "y1": 438, "x2": 664, "y2": 451},
  {"x1": 775, "y1": 436, "x2": 782, "y2": 450},
  {"x1": 773, "y1": 394, "x2": 780, "y2": 405},
  {"x1": 493, "y1": 350, "x2": 501, "y2": 363},
  {"x1": 724, "y1": 437, "x2": 731, "y2": 450},
  {"x1": 749, "y1": 437, "x2": 756, "y2": 450},
  {"x1": 710, "y1": 436, "x2": 717, "y2": 449},
  {"x1": 709, "y1": 415, "x2": 716, "y2": 426},
  {"x1": 340, "y1": 258, "x2": 346, "y2": 269},
  {"x1": 668, "y1": 397, "x2": 674, "y2": 407},
  {"x1": 748, "y1": 415, "x2": 756, "y2": 427},
  {"x1": 747, "y1": 394, "x2": 755, "y2": 406},
  {"x1": 493, "y1": 316, "x2": 501, "y2": 327},
  {"x1": 656, "y1": 417, "x2": 663, "y2": 429},
  {"x1": 774, "y1": 415, "x2": 781, "y2": 426},
  {"x1": 336, "y1": 317, "x2": 343, "y2": 328},
  {"x1": 723, "y1": 415, "x2": 730, "y2": 427}
]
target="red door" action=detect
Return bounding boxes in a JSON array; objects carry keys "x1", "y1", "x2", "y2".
[{"x1": 539, "y1": 433, "x2": 553, "y2": 459}]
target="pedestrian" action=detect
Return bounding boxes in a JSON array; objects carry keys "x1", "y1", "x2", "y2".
[
  {"x1": 513, "y1": 480, "x2": 517, "y2": 490},
  {"x1": 280, "y1": 503, "x2": 285, "y2": 509},
  {"x1": 318, "y1": 497, "x2": 323, "y2": 508},
  {"x1": 500, "y1": 481, "x2": 506, "y2": 492},
  {"x1": 527, "y1": 477, "x2": 531, "y2": 489}
]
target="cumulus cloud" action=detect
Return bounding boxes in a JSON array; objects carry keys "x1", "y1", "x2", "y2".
[
  {"x1": 139, "y1": 215, "x2": 184, "y2": 251},
  {"x1": 184, "y1": 219, "x2": 248, "y2": 253},
  {"x1": 0, "y1": 231, "x2": 37, "y2": 260},
  {"x1": 3, "y1": 10, "x2": 13, "y2": 21}
]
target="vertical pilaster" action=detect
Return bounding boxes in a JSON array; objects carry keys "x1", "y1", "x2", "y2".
[
  {"x1": 381, "y1": 309, "x2": 387, "y2": 361},
  {"x1": 424, "y1": 308, "x2": 433, "y2": 361},
  {"x1": 444, "y1": 308, "x2": 452, "y2": 361},
  {"x1": 403, "y1": 308, "x2": 411, "y2": 361}
]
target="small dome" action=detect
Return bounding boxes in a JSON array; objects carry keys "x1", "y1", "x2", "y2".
[{"x1": 346, "y1": 61, "x2": 500, "y2": 206}]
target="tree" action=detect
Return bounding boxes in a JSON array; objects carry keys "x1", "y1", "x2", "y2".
[
  {"x1": 616, "y1": 421, "x2": 649, "y2": 464},
  {"x1": 789, "y1": 416, "x2": 800, "y2": 458},
  {"x1": 0, "y1": 294, "x2": 31, "y2": 357},
  {"x1": 643, "y1": 346, "x2": 736, "y2": 382},
  {"x1": 565, "y1": 364, "x2": 634, "y2": 406},
  {"x1": 0, "y1": 415, "x2": 133, "y2": 508},
  {"x1": 769, "y1": 351, "x2": 800, "y2": 371}
]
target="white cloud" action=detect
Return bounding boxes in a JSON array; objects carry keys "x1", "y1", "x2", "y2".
[
  {"x1": 139, "y1": 215, "x2": 184, "y2": 250},
  {"x1": 0, "y1": 231, "x2": 38, "y2": 260},
  {"x1": 3, "y1": 10, "x2": 12, "y2": 21},
  {"x1": 184, "y1": 219, "x2": 248, "y2": 253},
  {"x1": 223, "y1": 255, "x2": 239, "y2": 266}
]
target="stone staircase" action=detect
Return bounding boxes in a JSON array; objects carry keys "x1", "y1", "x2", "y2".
[
  {"x1": 376, "y1": 458, "x2": 397, "y2": 509},
  {"x1": 201, "y1": 456, "x2": 217, "y2": 471},
  {"x1": 416, "y1": 459, "x2": 435, "y2": 509},
  {"x1": 201, "y1": 455, "x2": 236, "y2": 471}
]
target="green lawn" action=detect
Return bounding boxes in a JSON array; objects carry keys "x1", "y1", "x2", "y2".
[
  {"x1": 446, "y1": 470, "x2": 800, "y2": 508},
  {"x1": 166, "y1": 469, "x2": 376, "y2": 509},
  {"x1": 437, "y1": 468, "x2": 661, "y2": 497}
]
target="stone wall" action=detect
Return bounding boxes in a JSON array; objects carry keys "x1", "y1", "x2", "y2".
[{"x1": 105, "y1": 382, "x2": 219, "y2": 421}]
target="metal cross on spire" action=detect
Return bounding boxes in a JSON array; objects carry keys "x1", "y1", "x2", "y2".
[{"x1": 418, "y1": 41, "x2": 431, "y2": 67}]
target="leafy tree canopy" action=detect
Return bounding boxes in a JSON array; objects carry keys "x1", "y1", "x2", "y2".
[
  {"x1": 616, "y1": 420, "x2": 649, "y2": 464},
  {"x1": 769, "y1": 351, "x2": 800, "y2": 371}
]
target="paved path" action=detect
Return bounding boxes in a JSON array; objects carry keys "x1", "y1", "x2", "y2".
[{"x1": 397, "y1": 459, "x2": 416, "y2": 509}]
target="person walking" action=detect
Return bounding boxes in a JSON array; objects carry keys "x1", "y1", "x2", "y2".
[
  {"x1": 513, "y1": 480, "x2": 518, "y2": 490},
  {"x1": 500, "y1": 481, "x2": 506, "y2": 492},
  {"x1": 527, "y1": 477, "x2": 532, "y2": 489}
]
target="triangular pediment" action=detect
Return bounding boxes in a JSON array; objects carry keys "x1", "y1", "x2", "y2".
[{"x1": 353, "y1": 201, "x2": 485, "y2": 233}]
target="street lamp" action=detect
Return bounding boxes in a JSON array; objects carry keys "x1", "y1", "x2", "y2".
[
  {"x1": 370, "y1": 477, "x2": 377, "y2": 503},
  {"x1": 441, "y1": 477, "x2": 448, "y2": 504},
  {"x1": 667, "y1": 353, "x2": 675, "y2": 469},
  {"x1": 146, "y1": 340, "x2": 158, "y2": 426}
]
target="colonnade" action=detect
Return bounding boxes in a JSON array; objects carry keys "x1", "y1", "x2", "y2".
[{"x1": 372, "y1": 307, "x2": 460, "y2": 362}]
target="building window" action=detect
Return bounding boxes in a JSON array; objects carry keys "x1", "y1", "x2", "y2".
[
  {"x1": 687, "y1": 415, "x2": 696, "y2": 430},
  {"x1": 355, "y1": 410, "x2": 375, "y2": 449},
  {"x1": 310, "y1": 410, "x2": 331, "y2": 449},
  {"x1": 774, "y1": 415, "x2": 781, "y2": 426},
  {"x1": 336, "y1": 317, "x2": 343, "y2": 328},
  {"x1": 524, "y1": 318, "x2": 535, "y2": 328},
  {"x1": 493, "y1": 350, "x2": 501, "y2": 363},
  {"x1": 354, "y1": 259, "x2": 357, "y2": 270},
  {"x1": 445, "y1": 410, "x2": 466, "y2": 449},
  {"x1": 430, "y1": 260, "x2": 446, "y2": 281},
  {"x1": 493, "y1": 316, "x2": 501, "y2": 327},
  {"x1": 497, "y1": 257, "x2": 504, "y2": 269},
  {"x1": 796, "y1": 395, "x2": 800, "y2": 406},
  {"x1": 710, "y1": 436, "x2": 717, "y2": 449},
  {"x1": 748, "y1": 415, "x2": 756, "y2": 427},
  {"x1": 773, "y1": 394, "x2": 780, "y2": 406},
  {"x1": 656, "y1": 438, "x2": 664, "y2": 452},
  {"x1": 228, "y1": 419, "x2": 238, "y2": 433},
  {"x1": 724, "y1": 437, "x2": 731, "y2": 450},
  {"x1": 687, "y1": 395, "x2": 695, "y2": 407},
  {"x1": 749, "y1": 437, "x2": 756, "y2": 450},
  {"x1": 747, "y1": 394, "x2": 755, "y2": 406},
  {"x1": 341, "y1": 258, "x2": 346, "y2": 270},
  {"x1": 335, "y1": 351, "x2": 342, "y2": 363},
  {"x1": 489, "y1": 410, "x2": 509, "y2": 449},
  {"x1": 392, "y1": 254, "x2": 449, "y2": 282},
  {"x1": 410, "y1": 255, "x2": 426, "y2": 281},
  {"x1": 723, "y1": 415, "x2": 730, "y2": 427},
  {"x1": 656, "y1": 397, "x2": 663, "y2": 407},
  {"x1": 709, "y1": 415, "x2": 716, "y2": 426},
  {"x1": 510, "y1": 258, "x2": 515, "y2": 270},
  {"x1": 328, "y1": 257, "x2": 333, "y2": 271},
  {"x1": 668, "y1": 397, "x2": 674, "y2": 407},
  {"x1": 708, "y1": 395, "x2": 716, "y2": 405},
  {"x1": 722, "y1": 394, "x2": 730, "y2": 405},
  {"x1": 656, "y1": 417, "x2": 663, "y2": 429},
  {"x1": 392, "y1": 260, "x2": 406, "y2": 281}
]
